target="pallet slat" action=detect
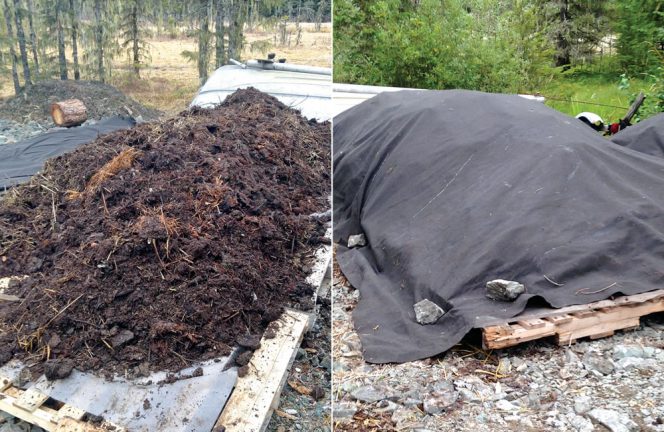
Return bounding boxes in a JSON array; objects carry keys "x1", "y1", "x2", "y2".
[
  {"x1": 0, "y1": 380, "x2": 120, "y2": 432},
  {"x1": 483, "y1": 292, "x2": 664, "y2": 350},
  {"x1": 14, "y1": 388, "x2": 49, "y2": 413},
  {"x1": 213, "y1": 309, "x2": 311, "y2": 432}
]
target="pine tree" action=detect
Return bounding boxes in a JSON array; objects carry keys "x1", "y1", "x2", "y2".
[
  {"x1": 539, "y1": 0, "x2": 610, "y2": 67},
  {"x1": 69, "y1": 0, "x2": 80, "y2": 80},
  {"x1": 197, "y1": 0, "x2": 211, "y2": 85},
  {"x1": 56, "y1": 0, "x2": 68, "y2": 80},
  {"x1": 227, "y1": 0, "x2": 246, "y2": 61},
  {"x1": 615, "y1": 0, "x2": 664, "y2": 73},
  {"x1": 94, "y1": 0, "x2": 105, "y2": 82},
  {"x1": 13, "y1": 0, "x2": 32, "y2": 86},
  {"x1": 215, "y1": 0, "x2": 225, "y2": 68},
  {"x1": 121, "y1": 0, "x2": 149, "y2": 77},
  {"x1": 3, "y1": 0, "x2": 21, "y2": 93},
  {"x1": 25, "y1": 0, "x2": 39, "y2": 76}
]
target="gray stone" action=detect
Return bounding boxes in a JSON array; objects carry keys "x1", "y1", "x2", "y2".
[
  {"x1": 614, "y1": 357, "x2": 658, "y2": 370},
  {"x1": 413, "y1": 299, "x2": 445, "y2": 325},
  {"x1": 485, "y1": 279, "x2": 525, "y2": 301},
  {"x1": 613, "y1": 345, "x2": 647, "y2": 360},
  {"x1": 391, "y1": 407, "x2": 420, "y2": 428},
  {"x1": 570, "y1": 415, "x2": 595, "y2": 432},
  {"x1": 333, "y1": 402, "x2": 357, "y2": 421},
  {"x1": 350, "y1": 385, "x2": 387, "y2": 403},
  {"x1": 422, "y1": 390, "x2": 458, "y2": 415},
  {"x1": 574, "y1": 395, "x2": 592, "y2": 414},
  {"x1": 495, "y1": 399, "x2": 518, "y2": 411},
  {"x1": 375, "y1": 400, "x2": 400, "y2": 413},
  {"x1": 347, "y1": 234, "x2": 367, "y2": 248},
  {"x1": 582, "y1": 352, "x2": 614, "y2": 375},
  {"x1": 587, "y1": 409, "x2": 639, "y2": 432},
  {"x1": 111, "y1": 329, "x2": 135, "y2": 348}
]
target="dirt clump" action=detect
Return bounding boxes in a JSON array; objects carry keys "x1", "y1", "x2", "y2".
[
  {"x1": 0, "y1": 88, "x2": 330, "y2": 378},
  {"x1": 0, "y1": 80, "x2": 160, "y2": 125}
]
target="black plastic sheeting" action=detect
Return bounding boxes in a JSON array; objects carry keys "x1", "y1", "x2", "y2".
[
  {"x1": 611, "y1": 113, "x2": 664, "y2": 158},
  {"x1": 333, "y1": 90, "x2": 664, "y2": 363},
  {"x1": 0, "y1": 116, "x2": 136, "y2": 190}
]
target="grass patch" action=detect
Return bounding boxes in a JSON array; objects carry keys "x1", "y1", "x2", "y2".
[{"x1": 533, "y1": 72, "x2": 659, "y2": 123}]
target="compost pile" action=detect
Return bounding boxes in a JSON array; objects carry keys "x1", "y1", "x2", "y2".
[
  {"x1": 0, "y1": 88, "x2": 330, "y2": 376},
  {"x1": 0, "y1": 80, "x2": 160, "y2": 125}
]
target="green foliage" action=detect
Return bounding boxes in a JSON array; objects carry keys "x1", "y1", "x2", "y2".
[
  {"x1": 180, "y1": 49, "x2": 199, "y2": 64},
  {"x1": 334, "y1": 0, "x2": 555, "y2": 92},
  {"x1": 615, "y1": 0, "x2": 664, "y2": 73},
  {"x1": 537, "y1": 0, "x2": 611, "y2": 67},
  {"x1": 621, "y1": 66, "x2": 664, "y2": 120}
]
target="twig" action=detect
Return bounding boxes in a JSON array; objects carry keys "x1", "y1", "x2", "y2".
[
  {"x1": 50, "y1": 191, "x2": 57, "y2": 232},
  {"x1": 222, "y1": 311, "x2": 239, "y2": 322},
  {"x1": 576, "y1": 282, "x2": 617, "y2": 295},
  {"x1": 151, "y1": 239, "x2": 165, "y2": 266},
  {"x1": 170, "y1": 349, "x2": 189, "y2": 367},
  {"x1": 101, "y1": 190, "x2": 110, "y2": 217},
  {"x1": 44, "y1": 293, "x2": 84, "y2": 328},
  {"x1": 543, "y1": 274, "x2": 564, "y2": 287}
]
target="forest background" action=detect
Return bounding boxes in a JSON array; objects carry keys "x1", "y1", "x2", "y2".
[{"x1": 334, "y1": 0, "x2": 664, "y2": 122}]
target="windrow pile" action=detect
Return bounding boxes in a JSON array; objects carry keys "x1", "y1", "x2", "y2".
[{"x1": 0, "y1": 88, "x2": 330, "y2": 376}]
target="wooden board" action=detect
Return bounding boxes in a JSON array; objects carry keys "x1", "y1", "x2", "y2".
[
  {"x1": 0, "y1": 378, "x2": 122, "y2": 432},
  {"x1": 482, "y1": 289, "x2": 664, "y2": 350},
  {"x1": 213, "y1": 309, "x2": 310, "y2": 432}
]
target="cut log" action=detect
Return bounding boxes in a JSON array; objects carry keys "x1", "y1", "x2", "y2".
[{"x1": 51, "y1": 99, "x2": 87, "y2": 127}]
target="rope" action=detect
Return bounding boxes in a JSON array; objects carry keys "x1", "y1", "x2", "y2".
[{"x1": 540, "y1": 95, "x2": 629, "y2": 110}]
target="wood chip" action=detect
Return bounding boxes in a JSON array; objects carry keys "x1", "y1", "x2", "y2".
[{"x1": 288, "y1": 380, "x2": 312, "y2": 396}]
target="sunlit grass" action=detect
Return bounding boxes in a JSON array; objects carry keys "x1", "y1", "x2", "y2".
[{"x1": 535, "y1": 70, "x2": 657, "y2": 123}]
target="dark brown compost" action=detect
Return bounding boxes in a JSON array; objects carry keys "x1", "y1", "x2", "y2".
[{"x1": 0, "y1": 88, "x2": 330, "y2": 376}]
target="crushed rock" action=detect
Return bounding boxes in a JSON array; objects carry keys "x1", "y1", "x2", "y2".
[{"x1": 333, "y1": 262, "x2": 664, "y2": 432}]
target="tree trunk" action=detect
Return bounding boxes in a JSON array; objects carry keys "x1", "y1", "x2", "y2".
[
  {"x1": 554, "y1": 0, "x2": 571, "y2": 67},
  {"x1": 51, "y1": 99, "x2": 87, "y2": 127},
  {"x1": 197, "y1": 0, "x2": 210, "y2": 86},
  {"x1": 228, "y1": 0, "x2": 245, "y2": 61},
  {"x1": 214, "y1": 0, "x2": 225, "y2": 68},
  {"x1": 131, "y1": 0, "x2": 140, "y2": 77},
  {"x1": 13, "y1": 0, "x2": 32, "y2": 87},
  {"x1": 69, "y1": 0, "x2": 80, "y2": 80},
  {"x1": 56, "y1": 0, "x2": 68, "y2": 80},
  {"x1": 26, "y1": 0, "x2": 39, "y2": 76},
  {"x1": 94, "y1": 0, "x2": 105, "y2": 82},
  {"x1": 156, "y1": 0, "x2": 163, "y2": 36},
  {"x1": 3, "y1": 0, "x2": 21, "y2": 94}
]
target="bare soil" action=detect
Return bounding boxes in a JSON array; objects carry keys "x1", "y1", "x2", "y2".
[{"x1": 0, "y1": 88, "x2": 330, "y2": 379}]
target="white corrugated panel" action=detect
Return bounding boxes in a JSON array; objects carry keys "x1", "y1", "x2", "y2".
[
  {"x1": 332, "y1": 83, "x2": 546, "y2": 117},
  {"x1": 191, "y1": 65, "x2": 332, "y2": 121}
]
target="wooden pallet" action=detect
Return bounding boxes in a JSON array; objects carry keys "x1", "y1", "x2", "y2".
[
  {"x1": 0, "y1": 377, "x2": 122, "y2": 432},
  {"x1": 213, "y1": 308, "x2": 311, "y2": 432},
  {"x1": 0, "y1": 309, "x2": 311, "y2": 432},
  {"x1": 482, "y1": 289, "x2": 664, "y2": 350}
]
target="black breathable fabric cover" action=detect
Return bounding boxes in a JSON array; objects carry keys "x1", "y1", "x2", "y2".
[
  {"x1": 333, "y1": 90, "x2": 664, "y2": 363},
  {"x1": 611, "y1": 113, "x2": 664, "y2": 158},
  {"x1": 0, "y1": 116, "x2": 135, "y2": 190}
]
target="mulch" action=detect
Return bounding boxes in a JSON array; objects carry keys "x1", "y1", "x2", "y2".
[{"x1": 0, "y1": 88, "x2": 330, "y2": 378}]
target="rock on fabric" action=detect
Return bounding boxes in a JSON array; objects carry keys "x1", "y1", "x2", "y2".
[{"x1": 333, "y1": 90, "x2": 664, "y2": 363}]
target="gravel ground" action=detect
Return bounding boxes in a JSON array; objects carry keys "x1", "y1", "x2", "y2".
[
  {"x1": 333, "y1": 273, "x2": 664, "y2": 432},
  {"x1": 267, "y1": 270, "x2": 332, "y2": 432},
  {"x1": 0, "y1": 118, "x2": 45, "y2": 145}
]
